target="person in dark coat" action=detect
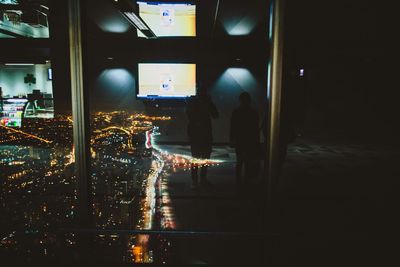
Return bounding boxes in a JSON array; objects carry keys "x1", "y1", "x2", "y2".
[
  {"x1": 230, "y1": 92, "x2": 260, "y2": 188},
  {"x1": 186, "y1": 92, "x2": 219, "y2": 189}
]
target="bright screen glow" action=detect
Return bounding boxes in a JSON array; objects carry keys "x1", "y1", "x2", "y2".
[
  {"x1": 138, "y1": 63, "x2": 196, "y2": 98},
  {"x1": 137, "y1": 1, "x2": 196, "y2": 37}
]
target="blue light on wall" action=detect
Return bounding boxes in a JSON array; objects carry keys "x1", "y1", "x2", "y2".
[
  {"x1": 212, "y1": 68, "x2": 260, "y2": 105},
  {"x1": 94, "y1": 68, "x2": 143, "y2": 110},
  {"x1": 96, "y1": 68, "x2": 135, "y2": 92},
  {"x1": 97, "y1": 17, "x2": 131, "y2": 33},
  {"x1": 224, "y1": 68, "x2": 259, "y2": 89},
  {"x1": 222, "y1": 16, "x2": 259, "y2": 36},
  {"x1": 91, "y1": 1, "x2": 131, "y2": 33}
]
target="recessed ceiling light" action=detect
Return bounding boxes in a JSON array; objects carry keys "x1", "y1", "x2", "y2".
[{"x1": 5, "y1": 63, "x2": 34, "y2": 66}]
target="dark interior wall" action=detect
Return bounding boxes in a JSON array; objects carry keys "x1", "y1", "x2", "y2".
[
  {"x1": 48, "y1": 0, "x2": 71, "y2": 114},
  {"x1": 303, "y1": 60, "x2": 378, "y2": 131},
  {"x1": 284, "y1": 0, "x2": 399, "y2": 141},
  {"x1": 83, "y1": 0, "x2": 270, "y2": 143}
]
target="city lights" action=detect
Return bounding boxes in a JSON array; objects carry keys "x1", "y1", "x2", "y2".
[{"x1": 1, "y1": 110, "x2": 222, "y2": 263}]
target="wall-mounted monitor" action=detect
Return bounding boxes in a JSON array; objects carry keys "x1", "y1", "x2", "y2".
[
  {"x1": 137, "y1": 1, "x2": 196, "y2": 37},
  {"x1": 137, "y1": 63, "x2": 196, "y2": 98}
]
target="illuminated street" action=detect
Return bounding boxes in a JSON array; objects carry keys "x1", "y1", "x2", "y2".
[{"x1": 0, "y1": 111, "x2": 225, "y2": 263}]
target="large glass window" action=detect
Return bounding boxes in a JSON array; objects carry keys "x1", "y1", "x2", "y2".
[
  {"x1": 0, "y1": 0, "x2": 77, "y2": 261},
  {"x1": 83, "y1": 0, "x2": 271, "y2": 264},
  {"x1": 1, "y1": 0, "x2": 274, "y2": 264}
]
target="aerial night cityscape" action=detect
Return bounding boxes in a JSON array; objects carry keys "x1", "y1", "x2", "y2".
[
  {"x1": 0, "y1": 111, "x2": 222, "y2": 263},
  {"x1": 1, "y1": 0, "x2": 399, "y2": 265}
]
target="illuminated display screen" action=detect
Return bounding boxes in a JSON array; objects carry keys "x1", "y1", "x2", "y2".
[
  {"x1": 137, "y1": 1, "x2": 196, "y2": 37},
  {"x1": 137, "y1": 63, "x2": 196, "y2": 98},
  {"x1": 0, "y1": 99, "x2": 27, "y2": 127}
]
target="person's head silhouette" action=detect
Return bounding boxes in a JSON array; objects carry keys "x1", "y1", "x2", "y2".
[{"x1": 239, "y1": 92, "x2": 251, "y2": 107}]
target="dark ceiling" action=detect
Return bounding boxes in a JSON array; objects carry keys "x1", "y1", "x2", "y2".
[
  {"x1": 81, "y1": 0, "x2": 271, "y2": 67},
  {"x1": 86, "y1": 0, "x2": 270, "y2": 39}
]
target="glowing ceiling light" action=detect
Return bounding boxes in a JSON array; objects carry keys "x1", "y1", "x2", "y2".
[
  {"x1": 123, "y1": 11, "x2": 149, "y2": 31},
  {"x1": 4, "y1": 63, "x2": 34, "y2": 66}
]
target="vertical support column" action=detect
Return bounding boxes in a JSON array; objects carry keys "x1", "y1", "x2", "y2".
[
  {"x1": 212, "y1": 0, "x2": 220, "y2": 37},
  {"x1": 68, "y1": 0, "x2": 91, "y2": 229},
  {"x1": 267, "y1": 0, "x2": 285, "y2": 202}
]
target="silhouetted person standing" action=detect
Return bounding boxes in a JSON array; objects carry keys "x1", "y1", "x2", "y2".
[
  {"x1": 230, "y1": 92, "x2": 260, "y2": 189},
  {"x1": 186, "y1": 92, "x2": 219, "y2": 189}
]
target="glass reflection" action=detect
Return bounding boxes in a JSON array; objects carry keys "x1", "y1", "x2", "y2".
[
  {"x1": 89, "y1": 111, "x2": 224, "y2": 263},
  {"x1": 0, "y1": 0, "x2": 50, "y2": 38}
]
